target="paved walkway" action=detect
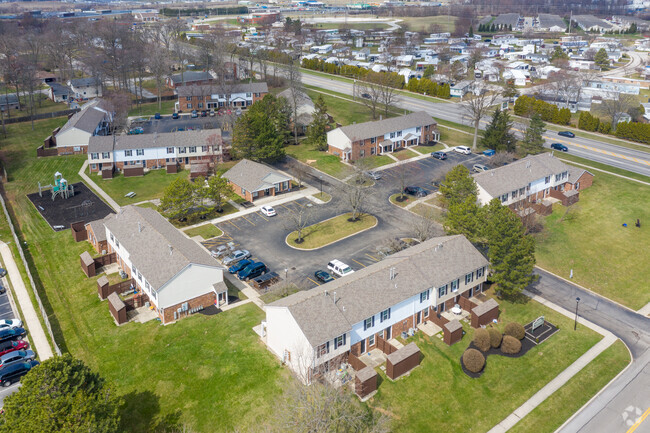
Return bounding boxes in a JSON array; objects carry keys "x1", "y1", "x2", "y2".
[
  {"x1": 78, "y1": 160, "x2": 121, "y2": 212},
  {"x1": 486, "y1": 289, "x2": 618, "y2": 433},
  {"x1": 555, "y1": 157, "x2": 650, "y2": 186},
  {"x1": 637, "y1": 302, "x2": 650, "y2": 317},
  {"x1": 0, "y1": 242, "x2": 53, "y2": 360}
]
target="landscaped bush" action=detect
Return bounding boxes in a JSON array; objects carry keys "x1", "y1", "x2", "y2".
[
  {"x1": 463, "y1": 348, "x2": 486, "y2": 373},
  {"x1": 501, "y1": 335, "x2": 522, "y2": 354},
  {"x1": 473, "y1": 328, "x2": 491, "y2": 352},
  {"x1": 487, "y1": 327, "x2": 502, "y2": 348},
  {"x1": 504, "y1": 322, "x2": 526, "y2": 340}
]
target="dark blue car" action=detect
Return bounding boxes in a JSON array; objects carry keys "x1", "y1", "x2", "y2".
[
  {"x1": 558, "y1": 131, "x2": 575, "y2": 138},
  {"x1": 0, "y1": 327, "x2": 26, "y2": 343},
  {"x1": 551, "y1": 143, "x2": 568, "y2": 152},
  {"x1": 238, "y1": 262, "x2": 267, "y2": 281},
  {"x1": 314, "y1": 270, "x2": 333, "y2": 283},
  {"x1": 228, "y1": 259, "x2": 252, "y2": 274}
]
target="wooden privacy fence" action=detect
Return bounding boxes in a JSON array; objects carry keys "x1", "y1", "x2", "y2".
[
  {"x1": 348, "y1": 352, "x2": 367, "y2": 371},
  {"x1": 70, "y1": 221, "x2": 87, "y2": 242},
  {"x1": 97, "y1": 275, "x2": 135, "y2": 300},
  {"x1": 376, "y1": 336, "x2": 397, "y2": 355},
  {"x1": 80, "y1": 251, "x2": 116, "y2": 278},
  {"x1": 458, "y1": 296, "x2": 477, "y2": 312}
]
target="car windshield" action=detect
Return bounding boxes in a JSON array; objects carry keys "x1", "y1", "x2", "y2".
[{"x1": 341, "y1": 266, "x2": 352, "y2": 274}]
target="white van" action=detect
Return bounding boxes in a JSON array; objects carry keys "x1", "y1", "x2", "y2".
[
  {"x1": 454, "y1": 146, "x2": 471, "y2": 155},
  {"x1": 327, "y1": 260, "x2": 354, "y2": 277}
]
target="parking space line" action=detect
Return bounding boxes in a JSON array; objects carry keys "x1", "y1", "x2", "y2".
[
  {"x1": 279, "y1": 204, "x2": 295, "y2": 213},
  {"x1": 241, "y1": 215, "x2": 256, "y2": 226},
  {"x1": 258, "y1": 213, "x2": 269, "y2": 221},
  {"x1": 365, "y1": 254, "x2": 380, "y2": 262},
  {"x1": 307, "y1": 277, "x2": 321, "y2": 286},
  {"x1": 227, "y1": 220, "x2": 241, "y2": 230},
  {"x1": 0, "y1": 301, "x2": 10, "y2": 309},
  {"x1": 293, "y1": 201, "x2": 305, "y2": 208},
  {"x1": 351, "y1": 259, "x2": 367, "y2": 268}
]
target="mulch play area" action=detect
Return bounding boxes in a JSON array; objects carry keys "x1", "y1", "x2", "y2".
[{"x1": 27, "y1": 182, "x2": 114, "y2": 231}]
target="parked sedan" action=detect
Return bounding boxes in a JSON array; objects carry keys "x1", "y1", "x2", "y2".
[
  {"x1": 431, "y1": 151, "x2": 447, "y2": 160},
  {"x1": 0, "y1": 327, "x2": 26, "y2": 343},
  {"x1": 191, "y1": 110, "x2": 198, "y2": 118},
  {"x1": 404, "y1": 186, "x2": 428, "y2": 197},
  {"x1": 0, "y1": 268, "x2": 6, "y2": 277},
  {"x1": 472, "y1": 164, "x2": 490, "y2": 173},
  {"x1": 558, "y1": 131, "x2": 575, "y2": 138},
  {"x1": 0, "y1": 340, "x2": 28, "y2": 358},
  {"x1": 127, "y1": 127, "x2": 144, "y2": 135},
  {"x1": 550, "y1": 143, "x2": 568, "y2": 152},
  {"x1": 314, "y1": 270, "x2": 334, "y2": 284},
  {"x1": 0, "y1": 319, "x2": 22, "y2": 330},
  {"x1": 0, "y1": 360, "x2": 39, "y2": 387},
  {"x1": 0, "y1": 349, "x2": 35, "y2": 369},
  {"x1": 222, "y1": 250, "x2": 251, "y2": 266},
  {"x1": 260, "y1": 205, "x2": 277, "y2": 217},
  {"x1": 228, "y1": 259, "x2": 253, "y2": 274}
]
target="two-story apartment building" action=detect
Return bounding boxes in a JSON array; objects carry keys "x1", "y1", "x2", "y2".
[
  {"x1": 326, "y1": 111, "x2": 439, "y2": 162},
  {"x1": 175, "y1": 82, "x2": 269, "y2": 112},
  {"x1": 88, "y1": 206, "x2": 228, "y2": 324},
  {"x1": 473, "y1": 153, "x2": 594, "y2": 207},
  {"x1": 166, "y1": 71, "x2": 215, "y2": 89},
  {"x1": 87, "y1": 129, "x2": 223, "y2": 173},
  {"x1": 54, "y1": 99, "x2": 112, "y2": 155},
  {"x1": 263, "y1": 235, "x2": 488, "y2": 382}
]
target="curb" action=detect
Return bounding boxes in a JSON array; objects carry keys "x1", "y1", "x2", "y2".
[{"x1": 285, "y1": 214, "x2": 378, "y2": 251}]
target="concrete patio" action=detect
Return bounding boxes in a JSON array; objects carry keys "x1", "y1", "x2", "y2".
[
  {"x1": 359, "y1": 348, "x2": 387, "y2": 368},
  {"x1": 417, "y1": 320, "x2": 442, "y2": 336}
]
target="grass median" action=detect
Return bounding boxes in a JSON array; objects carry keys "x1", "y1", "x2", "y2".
[
  {"x1": 286, "y1": 213, "x2": 377, "y2": 249},
  {"x1": 183, "y1": 223, "x2": 223, "y2": 239}
]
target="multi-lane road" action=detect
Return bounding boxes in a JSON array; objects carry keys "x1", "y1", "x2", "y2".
[{"x1": 301, "y1": 73, "x2": 650, "y2": 177}]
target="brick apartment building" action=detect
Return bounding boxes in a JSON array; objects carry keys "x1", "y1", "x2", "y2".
[
  {"x1": 223, "y1": 159, "x2": 293, "y2": 202},
  {"x1": 326, "y1": 111, "x2": 440, "y2": 162},
  {"x1": 175, "y1": 82, "x2": 269, "y2": 112},
  {"x1": 166, "y1": 71, "x2": 216, "y2": 89}
]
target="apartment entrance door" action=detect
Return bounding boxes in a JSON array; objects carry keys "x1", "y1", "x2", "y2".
[
  {"x1": 385, "y1": 326, "x2": 391, "y2": 340},
  {"x1": 360, "y1": 339, "x2": 366, "y2": 354},
  {"x1": 416, "y1": 311, "x2": 422, "y2": 325}
]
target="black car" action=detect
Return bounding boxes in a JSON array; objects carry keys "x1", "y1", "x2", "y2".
[
  {"x1": 0, "y1": 285, "x2": 5, "y2": 295},
  {"x1": 404, "y1": 186, "x2": 427, "y2": 197},
  {"x1": 0, "y1": 268, "x2": 6, "y2": 277},
  {"x1": 0, "y1": 359, "x2": 39, "y2": 387},
  {"x1": 314, "y1": 270, "x2": 333, "y2": 284},
  {"x1": 558, "y1": 131, "x2": 575, "y2": 138},
  {"x1": 431, "y1": 151, "x2": 447, "y2": 160},
  {"x1": 0, "y1": 327, "x2": 26, "y2": 343},
  {"x1": 360, "y1": 93, "x2": 371, "y2": 99},
  {"x1": 172, "y1": 112, "x2": 180, "y2": 120},
  {"x1": 551, "y1": 143, "x2": 568, "y2": 152}
]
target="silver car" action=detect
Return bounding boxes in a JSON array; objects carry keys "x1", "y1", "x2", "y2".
[
  {"x1": 222, "y1": 250, "x2": 251, "y2": 265},
  {"x1": 0, "y1": 349, "x2": 35, "y2": 369}
]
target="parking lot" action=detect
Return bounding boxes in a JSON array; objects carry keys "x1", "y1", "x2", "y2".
[
  {"x1": 130, "y1": 111, "x2": 242, "y2": 135},
  {"x1": 0, "y1": 273, "x2": 25, "y2": 407}
]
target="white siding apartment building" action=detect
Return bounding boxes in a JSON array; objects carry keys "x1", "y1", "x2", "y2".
[
  {"x1": 263, "y1": 235, "x2": 488, "y2": 382},
  {"x1": 54, "y1": 99, "x2": 112, "y2": 154}
]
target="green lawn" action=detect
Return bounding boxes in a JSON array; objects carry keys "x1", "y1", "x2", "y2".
[
  {"x1": 0, "y1": 118, "x2": 291, "y2": 432},
  {"x1": 398, "y1": 15, "x2": 458, "y2": 33},
  {"x1": 510, "y1": 340, "x2": 630, "y2": 433},
  {"x1": 93, "y1": 169, "x2": 190, "y2": 206},
  {"x1": 535, "y1": 171, "x2": 650, "y2": 310},
  {"x1": 304, "y1": 88, "x2": 387, "y2": 126},
  {"x1": 286, "y1": 213, "x2": 377, "y2": 249},
  {"x1": 312, "y1": 191, "x2": 331, "y2": 203},
  {"x1": 410, "y1": 203, "x2": 445, "y2": 224},
  {"x1": 183, "y1": 223, "x2": 223, "y2": 239},
  {"x1": 439, "y1": 125, "x2": 476, "y2": 148},
  {"x1": 370, "y1": 293, "x2": 606, "y2": 432},
  {"x1": 1, "y1": 95, "x2": 71, "y2": 119},
  {"x1": 285, "y1": 141, "x2": 355, "y2": 179},
  {"x1": 307, "y1": 22, "x2": 390, "y2": 31},
  {"x1": 128, "y1": 100, "x2": 177, "y2": 117},
  {"x1": 393, "y1": 148, "x2": 419, "y2": 161},
  {"x1": 361, "y1": 154, "x2": 394, "y2": 168},
  {"x1": 411, "y1": 143, "x2": 445, "y2": 154}
]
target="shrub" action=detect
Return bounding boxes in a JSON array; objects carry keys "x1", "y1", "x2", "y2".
[
  {"x1": 463, "y1": 348, "x2": 486, "y2": 373},
  {"x1": 504, "y1": 322, "x2": 526, "y2": 340},
  {"x1": 501, "y1": 335, "x2": 522, "y2": 354},
  {"x1": 488, "y1": 327, "x2": 502, "y2": 348},
  {"x1": 473, "y1": 328, "x2": 491, "y2": 352}
]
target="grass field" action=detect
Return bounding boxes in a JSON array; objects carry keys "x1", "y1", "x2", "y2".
[
  {"x1": 0, "y1": 118, "x2": 291, "y2": 432},
  {"x1": 312, "y1": 191, "x2": 331, "y2": 203},
  {"x1": 286, "y1": 213, "x2": 377, "y2": 249},
  {"x1": 410, "y1": 203, "x2": 445, "y2": 224},
  {"x1": 128, "y1": 100, "x2": 177, "y2": 117},
  {"x1": 91, "y1": 169, "x2": 190, "y2": 206},
  {"x1": 306, "y1": 22, "x2": 390, "y2": 31},
  {"x1": 183, "y1": 223, "x2": 223, "y2": 239},
  {"x1": 1, "y1": 95, "x2": 70, "y2": 119},
  {"x1": 285, "y1": 141, "x2": 355, "y2": 179},
  {"x1": 370, "y1": 291, "x2": 607, "y2": 433},
  {"x1": 389, "y1": 193, "x2": 411, "y2": 207},
  {"x1": 397, "y1": 15, "x2": 458, "y2": 33},
  {"x1": 304, "y1": 87, "x2": 392, "y2": 126},
  {"x1": 393, "y1": 148, "x2": 419, "y2": 161},
  {"x1": 535, "y1": 171, "x2": 650, "y2": 310}
]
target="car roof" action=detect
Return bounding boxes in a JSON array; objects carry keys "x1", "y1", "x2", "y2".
[{"x1": 0, "y1": 361, "x2": 29, "y2": 376}]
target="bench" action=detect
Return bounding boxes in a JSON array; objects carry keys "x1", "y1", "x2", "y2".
[{"x1": 124, "y1": 192, "x2": 136, "y2": 198}]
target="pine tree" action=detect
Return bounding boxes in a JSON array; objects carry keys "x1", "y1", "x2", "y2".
[
  {"x1": 521, "y1": 113, "x2": 546, "y2": 155},
  {"x1": 444, "y1": 196, "x2": 484, "y2": 244},
  {"x1": 232, "y1": 94, "x2": 288, "y2": 162},
  {"x1": 481, "y1": 108, "x2": 516, "y2": 152},
  {"x1": 306, "y1": 94, "x2": 329, "y2": 151},
  {"x1": 490, "y1": 23, "x2": 496, "y2": 32},
  {"x1": 594, "y1": 48, "x2": 610, "y2": 70},
  {"x1": 439, "y1": 164, "x2": 478, "y2": 207},
  {"x1": 160, "y1": 177, "x2": 196, "y2": 221},
  {"x1": 469, "y1": 25, "x2": 474, "y2": 37}
]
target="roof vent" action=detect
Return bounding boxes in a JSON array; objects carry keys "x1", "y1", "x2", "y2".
[
  {"x1": 438, "y1": 243, "x2": 443, "y2": 249},
  {"x1": 389, "y1": 267, "x2": 396, "y2": 280},
  {"x1": 138, "y1": 222, "x2": 142, "y2": 232},
  {"x1": 526, "y1": 161, "x2": 531, "y2": 168},
  {"x1": 168, "y1": 244, "x2": 173, "y2": 256},
  {"x1": 333, "y1": 291, "x2": 337, "y2": 304}
]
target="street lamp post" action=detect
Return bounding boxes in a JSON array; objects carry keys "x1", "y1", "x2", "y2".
[
  {"x1": 319, "y1": 175, "x2": 323, "y2": 196},
  {"x1": 574, "y1": 297, "x2": 581, "y2": 330},
  {"x1": 284, "y1": 268, "x2": 288, "y2": 282}
]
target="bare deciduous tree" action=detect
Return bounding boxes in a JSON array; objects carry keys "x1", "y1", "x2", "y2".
[
  {"x1": 354, "y1": 78, "x2": 382, "y2": 120},
  {"x1": 597, "y1": 93, "x2": 639, "y2": 130},
  {"x1": 283, "y1": 61, "x2": 304, "y2": 145},
  {"x1": 412, "y1": 209, "x2": 439, "y2": 242},
  {"x1": 462, "y1": 81, "x2": 500, "y2": 151},
  {"x1": 341, "y1": 180, "x2": 371, "y2": 221},
  {"x1": 283, "y1": 205, "x2": 312, "y2": 244}
]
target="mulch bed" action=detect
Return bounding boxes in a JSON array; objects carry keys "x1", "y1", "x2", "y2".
[{"x1": 460, "y1": 335, "x2": 538, "y2": 378}]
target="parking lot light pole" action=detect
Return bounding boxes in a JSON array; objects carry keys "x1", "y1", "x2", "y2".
[
  {"x1": 319, "y1": 176, "x2": 323, "y2": 196},
  {"x1": 574, "y1": 297, "x2": 581, "y2": 330},
  {"x1": 284, "y1": 268, "x2": 288, "y2": 282}
]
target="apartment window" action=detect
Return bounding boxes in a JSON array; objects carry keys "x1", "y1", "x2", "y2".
[
  {"x1": 167, "y1": 147, "x2": 174, "y2": 154},
  {"x1": 136, "y1": 149, "x2": 144, "y2": 156},
  {"x1": 370, "y1": 137, "x2": 376, "y2": 144},
  {"x1": 451, "y1": 279, "x2": 459, "y2": 292},
  {"x1": 110, "y1": 233, "x2": 114, "y2": 242},
  {"x1": 254, "y1": 92, "x2": 260, "y2": 97},
  {"x1": 368, "y1": 334, "x2": 375, "y2": 346},
  {"x1": 136, "y1": 271, "x2": 141, "y2": 282},
  {"x1": 246, "y1": 93, "x2": 252, "y2": 97},
  {"x1": 371, "y1": 147, "x2": 376, "y2": 155},
  {"x1": 197, "y1": 103, "x2": 203, "y2": 109},
  {"x1": 545, "y1": 176, "x2": 550, "y2": 184},
  {"x1": 562, "y1": 171, "x2": 568, "y2": 179},
  {"x1": 178, "y1": 147, "x2": 187, "y2": 154},
  {"x1": 115, "y1": 239, "x2": 120, "y2": 248},
  {"x1": 145, "y1": 281, "x2": 150, "y2": 290},
  {"x1": 334, "y1": 333, "x2": 346, "y2": 349},
  {"x1": 125, "y1": 150, "x2": 132, "y2": 157},
  {"x1": 91, "y1": 164, "x2": 97, "y2": 170},
  {"x1": 189, "y1": 146, "x2": 196, "y2": 153},
  {"x1": 185, "y1": 96, "x2": 192, "y2": 101},
  {"x1": 420, "y1": 289, "x2": 429, "y2": 303},
  {"x1": 132, "y1": 265, "x2": 137, "y2": 275},
  {"x1": 501, "y1": 194, "x2": 508, "y2": 203},
  {"x1": 102, "y1": 152, "x2": 110, "y2": 159},
  {"x1": 380, "y1": 308, "x2": 391, "y2": 322},
  {"x1": 201, "y1": 145, "x2": 208, "y2": 152},
  {"x1": 317, "y1": 341, "x2": 330, "y2": 358},
  {"x1": 512, "y1": 190, "x2": 518, "y2": 199},
  {"x1": 438, "y1": 284, "x2": 448, "y2": 298},
  {"x1": 359, "y1": 149, "x2": 365, "y2": 157},
  {"x1": 397, "y1": 130, "x2": 402, "y2": 137},
  {"x1": 465, "y1": 272, "x2": 474, "y2": 285},
  {"x1": 186, "y1": 103, "x2": 192, "y2": 109},
  {"x1": 416, "y1": 126, "x2": 421, "y2": 133},
  {"x1": 555, "y1": 174, "x2": 561, "y2": 182},
  {"x1": 519, "y1": 187, "x2": 526, "y2": 195},
  {"x1": 363, "y1": 316, "x2": 375, "y2": 331},
  {"x1": 476, "y1": 266, "x2": 485, "y2": 278},
  {"x1": 423, "y1": 308, "x2": 429, "y2": 318},
  {"x1": 90, "y1": 153, "x2": 99, "y2": 160},
  {"x1": 390, "y1": 132, "x2": 395, "y2": 138}
]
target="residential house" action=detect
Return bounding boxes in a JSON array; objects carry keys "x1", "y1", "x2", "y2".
[
  {"x1": 175, "y1": 82, "x2": 268, "y2": 112},
  {"x1": 88, "y1": 129, "x2": 224, "y2": 173},
  {"x1": 48, "y1": 82, "x2": 72, "y2": 103},
  {"x1": 53, "y1": 99, "x2": 112, "y2": 154},
  {"x1": 450, "y1": 80, "x2": 473, "y2": 97},
  {"x1": 473, "y1": 153, "x2": 594, "y2": 208},
  {"x1": 223, "y1": 159, "x2": 292, "y2": 202},
  {"x1": 326, "y1": 111, "x2": 439, "y2": 162},
  {"x1": 68, "y1": 77, "x2": 103, "y2": 100},
  {"x1": 395, "y1": 55, "x2": 414, "y2": 67},
  {"x1": 262, "y1": 235, "x2": 489, "y2": 382},
  {"x1": 166, "y1": 71, "x2": 216, "y2": 89},
  {"x1": 503, "y1": 69, "x2": 529, "y2": 87},
  {"x1": 0, "y1": 93, "x2": 20, "y2": 111},
  {"x1": 132, "y1": 10, "x2": 159, "y2": 21},
  {"x1": 582, "y1": 80, "x2": 640, "y2": 98},
  {"x1": 91, "y1": 206, "x2": 228, "y2": 324},
  {"x1": 277, "y1": 88, "x2": 315, "y2": 135}
]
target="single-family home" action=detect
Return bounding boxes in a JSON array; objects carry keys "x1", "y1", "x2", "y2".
[
  {"x1": 473, "y1": 153, "x2": 594, "y2": 207},
  {"x1": 88, "y1": 129, "x2": 224, "y2": 174},
  {"x1": 88, "y1": 206, "x2": 228, "y2": 324},
  {"x1": 0, "y1": 93, "x2": 20, "y2": 112},
  {"x1": 395, "y1": 55, "x2": 414, "y2": 67},
  {"x1": 223, "y1": 159, "x2": 293, "y2": 202},
  {"x1": 450, "y1": 80, "x2": 473, "y2": 97},
  {"x1": 503, "y1": 69, "x2": 529, "y2": 87},
  {"x1": 175, "y1": 82, "x2": 268, "y2": 112},
  {"x1": 326, "y1": 111, "x2": 439, "y2": 162},
  {"x1": 48, "y1": 82, "x2": 72, "y2": 103},
  {"x1": 68, "y1": 77, "x2": 103, "y2": 100},
  {"x1": 277, "y1": 88, "x2": 315, "y2": 135},
  {"x1": 166, "y1": 71, "x2": 215, "y2": 89},
  {"x1": 262, "y1": 235, "x2": 489, "y2": 382},
  {"x1": 53, "y1": 99, "x2": 113, "y2": 155}
]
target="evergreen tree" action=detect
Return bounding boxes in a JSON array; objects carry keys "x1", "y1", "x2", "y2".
[
  {"x1": 306, "y1": 94, "x2": 329, "y2": 151},
  {"x1": 439, "y1": 164, "x2": 478, "y2": 207},
  {"x1": 232, "y1": 94, "x2": 288, "y2": 162},
  {"x1": 422, "y1": 65, "x2": 436, "y2": 78},
  {"x1": 508, "y1": 24, "x2": 513, "y2": 31},
  {"x1": 444, "y1": 196, "x2": 484, "y2": 244},
  {"x1": 594, "y1": 48, "x2": 610, "y2": 70},
  {"x1": 550, "y1": 46, "x2": 569, "y2": 62},
  {"x1": 490, "y1": 23, "x2": 496, "y2": 32},
  {"x1": 502, "y1": 79, "x2": 519, "y2": 101},
  {"x1": 205, "y1": 173, "x2": 229, "y2": 212},
  {"x1": 469, "y1": 25, "x2": 474, "y2": 37},
  {"x1": 521, "y1": 113, "x2": 546, "y2": 155},
  {"x1": 160, "y1": 177, "x2": 196, "y2": 221},
  {"x1": 481, "y1": 108, "x2": 516, "y2": 152}
]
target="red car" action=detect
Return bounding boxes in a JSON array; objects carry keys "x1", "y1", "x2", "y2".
[{"x1": 0, "y1": 340, "x2": 28, "y2": 357}]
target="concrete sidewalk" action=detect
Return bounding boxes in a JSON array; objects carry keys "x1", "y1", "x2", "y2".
[
  {"x1": 78, "y1": 160, "x2": 121, "y2": 212},
  {"x1": 0, "y1": 242, "x2": 53, "y2": 361},
  {"x1": 486, "y1": 290, "x2": 618, "y2": 433}
]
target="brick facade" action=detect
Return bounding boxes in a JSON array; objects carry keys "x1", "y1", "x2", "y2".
[
  {"x1": 179, "y1": 92, "x2": 267, "y2": 111},
  {"x1": 58, "y1": 146, "x2": 87, "y2": 156},
  {"x1": 85, "y1": 223, "x2": 107, "y2": 254},
  {"x1": 228, "y1": 180, "x2": 290, "y2": 202},
  {"x1": 160, "y1": 291, "x2": 216, "y2": 324}
]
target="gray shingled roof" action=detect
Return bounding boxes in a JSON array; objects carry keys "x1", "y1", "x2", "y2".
[
  {"x1": 444, "y1": 319, "x2": 462, "y2": 333},
  {"x1": 86, "y1": 216, "x2": 111, "y2": 243},
  {"x1": 176, "y1": 82, "x2": 269, "y2": 97},
  {"x1": 58, "y1": 100, "x2": 110, "y2": 136},
  {"x1": 567, "y1": 166, "x2": 593, "y2": 184},
  {"x1": 88, "y1": 129, "x2": 222, "y2": 153},
  {"x1": 103, "y1": 206, "x2": 218, "y2": 290},
  {"x1": 574, "y1": 15, "x2": 612, "y2": 30},
  {"x1": 223, "y1": 159, "x2": 292, "y2": 193},
  {"x1": 49, "y1": 82, "x2": 72, "y2": 96},
  {"x1": 336, "y1": 111, "x2": 436, "y2": 142},
  {"x1": 386, "y1": 342, "x2": 420, "y2": 364},
  {"x1": 473, "y1": 153, "x2": 572, "y2": 199},
  {"x1": 69, "y1": 77, "x2": 102, "y2": 88},
  {"x1": 538, "y1": 14, "x2": 565, "y2": 30},
  {"x1": 170, "y1": 71, "x2": 214, "y2": 85},
  {"x1": 269, "y1": 235, "x2": 488, "y2": 347},
  {"x1": 471, "y1": 298, "x2": 499, "y2": 316},
  {"x1": 107, "y1": 292, "x2": 125, "y2": 310}
]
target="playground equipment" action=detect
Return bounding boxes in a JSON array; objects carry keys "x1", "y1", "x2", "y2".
[{"x1": 38, "y1": 172, "x2": 74, "y2": 201}]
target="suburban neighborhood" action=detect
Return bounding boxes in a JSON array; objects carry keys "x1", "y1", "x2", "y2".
[{"x1": 0, "y1": 1, "x2": 647, "y2": 433}]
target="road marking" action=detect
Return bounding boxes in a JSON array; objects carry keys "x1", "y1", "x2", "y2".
[
  {"x1": 0, "y1": 301, "x2": 10, "y2": 309},
  {"x1": 227, "y1": 220, "x2": 240, "y2": 230},
  {"x1": 365, "y1": 254, "x2": 380, "y2": 262},
  {"x1": 307, "y1": 277, "x2": 321, "y2": 286},
  {"x1": 627, "y1": 407, "x2": 650, "y2": 433},
  {"x1": 293, "y1": 201, "x2": 305, "y2": 208},
  {"x1": 258, "y1": 213, "x2": 268, "y2": 221},
  {"x1": 279, "y1": 204, "x2": 295, "y2": 213},
  {"x1": 241, "y1": 215, "x2": 256, "y2": 226},
  {"x1": 351, "y1": 259, "x2": 367, "y2": 268}
]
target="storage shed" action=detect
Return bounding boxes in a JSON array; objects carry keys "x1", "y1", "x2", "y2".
[
  {"x1": 443, "y1": 319, "x2": 463, "y2": 345},
  {"x1": 80, "y1": 251, "x2": 96, "y2": 277},
  {"x1": 471, "y1": 298, "x2": 500, "y2": 328},
  {"x1": 385, "y1": 342, "x2": 421, "y2": 380},
  {"x1": 354, "y1": 366, "x2": 378, "y2": 400},
  {"x1": 108, "y1": 292, "x2": 127, "y2": 325}
]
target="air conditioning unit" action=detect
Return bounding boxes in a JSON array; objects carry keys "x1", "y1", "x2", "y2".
[{"x1": 101, "y1": 250, "x2": 107, "y2": 255}]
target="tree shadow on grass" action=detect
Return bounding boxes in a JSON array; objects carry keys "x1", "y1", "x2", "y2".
[{"x1": 121, "y1": 390, "x2": 182, "y2": 433}]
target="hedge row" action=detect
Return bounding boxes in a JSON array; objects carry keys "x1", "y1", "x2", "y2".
[
  {"x1": 514, "y1": 95, "x2": 571, "y2": 125},
  {"x1": 614, "y1": 121, "x2": 650, "y2": 144},
  {"x1": 578, "y1": 111, "x2": 611, "y2": 134}
]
